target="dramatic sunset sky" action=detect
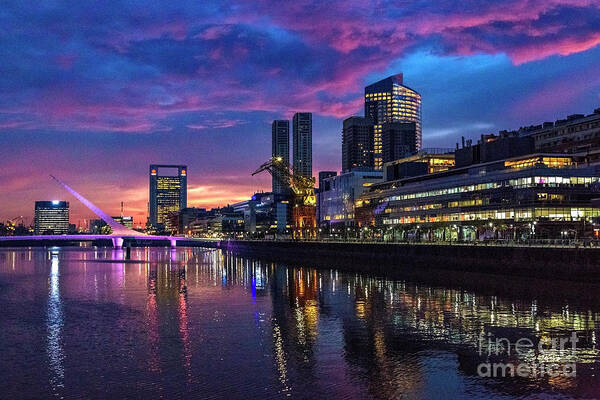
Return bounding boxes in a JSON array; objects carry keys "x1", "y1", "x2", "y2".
[{"x1": 2, "y1": 1, "x2": 600, "y2": 225}]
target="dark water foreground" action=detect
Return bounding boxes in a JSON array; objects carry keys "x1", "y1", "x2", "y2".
[{"x1": 1, "y1": 247, "x2": 599, "y2": 399}]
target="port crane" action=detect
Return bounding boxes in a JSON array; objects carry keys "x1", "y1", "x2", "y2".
[
  {"x1": 4, "y1": 216, "x2": 26, "y2": 235},
  {"x1": 252, "y1": 157, "x2": 317, "y2": 238},
  {"x1": 7, "y1": 216, "x2": 24, "y2": 225}
]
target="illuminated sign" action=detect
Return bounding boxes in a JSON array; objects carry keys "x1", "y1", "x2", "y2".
[{"x1": 51, "y1": 200, "x2": 60, "y2": 205}]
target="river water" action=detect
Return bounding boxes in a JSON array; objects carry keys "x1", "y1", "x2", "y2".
[{"x1": 0, "y1": 246, "x2": 599, "y2": 399}]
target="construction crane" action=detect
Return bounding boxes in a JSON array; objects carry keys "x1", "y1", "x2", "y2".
[
  {"x1": 7, "y1": 216, "x2": 24, "y2": 225},
  {"x1": 5, "y1": 216, "x2": 26, "y2": 235},
  {"x1": 252, "y1": 157, "x2": 317, "y2": 238}
]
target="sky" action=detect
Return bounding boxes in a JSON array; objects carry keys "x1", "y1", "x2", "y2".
[{"x1": 1, "y1": 0, "x2": 600, "y2": 226}]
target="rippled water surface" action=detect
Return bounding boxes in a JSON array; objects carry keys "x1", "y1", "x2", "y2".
[{"x1": 1, "y1": 246, "x2": 600, "y2": 399}]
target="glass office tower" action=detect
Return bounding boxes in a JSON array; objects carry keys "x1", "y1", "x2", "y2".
[
  {"x1": 34, "y1": 201, "x2": 69, "y2": 234},
  {"x1": 149, "y1": 165, "x2": 187, "y2": 231},
  {"x1": 272, "y1": 120, "x2": 290, "y2": 195},
  {"x1": 365, "y1": 74, "x2": 422, "y2": 170},
  {"x1": 293, "y1": 112, "x2": 312, "y2": 179}
]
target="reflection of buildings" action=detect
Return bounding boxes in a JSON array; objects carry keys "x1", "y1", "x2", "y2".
[
  {"x1": 143, "y1": 250, "x2": 191, "y2": 379},
  {"x1": 46, "y1": 250, "x2": 64, "y2": 396},
  {"x1": 268, "y1": 265, "x2": 321, "y2": 393},
  {"x1": 149, "y1": 164, "x2": 187, "y2": 232},
  {"x1": 5, "y1": 247, "x2": 599, "y2": 398},
  {"x1": 160, "y1": 250, "x2": 599, "y2": 397},
  {"x1": 35, "y1": 201, "x2": 69, "y2": 235}
]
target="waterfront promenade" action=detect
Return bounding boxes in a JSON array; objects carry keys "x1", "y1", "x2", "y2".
[{"x1": 2, "y1": 235, "x2": 599, "y2": 282}]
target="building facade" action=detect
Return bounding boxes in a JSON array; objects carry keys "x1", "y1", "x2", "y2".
[
  {"x1": 231, "y1": 192, "x2": 288, "y2": 236},
  {"x1": 364, "y1": 74, "x2": 422, "y2": 170},
  {"x1": 318, "y1": 171, "x2": 337, "y2": 192},
  {"x1": 356, "y1": 153, "x2": 600, "y2": 241},
  {"x1": 293, "y1": 112, "x2": 312, "y2": 179},
  {"x1": 318, "y1": 169, "x2": 383, "y2": 230},
  {"x1": 342, "y1": 116, "x2": 374, "y2": 172},
  {"x1": 383, "y1": 149, "x2": 455, "y2": 181},
  {"x1": 455, "y1": 133, "x2": 535, "y2": 168},
  {"x1": 272, "y1": 120, "x2": 290, "y2": 195},
  {"x1": 112, "y1": 216, "x2": 134, "y2": 229},
  {"x1": 316, "y1": 171, "x2": 337, "y2": 223},
  {"x1": 177, "y1": 207, "x2": 207, "y2": 235},
  {"x1": 149, "y1": 164, "x2": 187, "y2": 232},
  {"x1": 518, "y1": 108, "x2": 600, "y2": 154},
  {"x1": 381, "y1": 122, "x2": 418, "y2": 164},
  {"x1": 34, "y1": 201, "x2": 69, "y2": 235}
]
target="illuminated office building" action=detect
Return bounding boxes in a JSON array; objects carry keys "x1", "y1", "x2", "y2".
[
  {"x1": 356, "y1": 153, "x2": 600, "y2": 240},
  {"x1": 319, "y1": 169, "x2": 383, "y2": 229},
  {"x1": 365, "y1": 74, "x2": 422, "y2": 170},
  {"x1": 272, "y1": 120, "x2": 290, "y2": 195},
  {"x1": 316, "y1": 171, "x2": 337, "y2": 223},
  {"x1": 112, "y1": 216, "x2": 134, "y2": 229},
  {"x1": 293, "y1": 112, "x2": 312, "y2": 179},
  {"x1": 34, "y1": 201, "x2": 69, "y2": 235},
  {"x1": 149, "y1": 164, "x2": 187, "y2": 231},
  {"x1": 383, "y1": 149, "x2": 455, "y2": 181}
]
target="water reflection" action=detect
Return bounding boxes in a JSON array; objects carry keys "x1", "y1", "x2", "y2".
[
  {"x1": 0, "y1": 247, "x2": 599, "y2": 399},
  {"x1": 47, "y1": 249, "x2": 64, "y2": 396}
]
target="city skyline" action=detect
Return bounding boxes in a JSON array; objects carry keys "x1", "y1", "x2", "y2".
[{"x1": 2, "y1": 1, "x2": 600, "y2": 223}]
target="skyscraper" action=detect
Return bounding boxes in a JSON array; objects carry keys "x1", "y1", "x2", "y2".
[
  {"x1": 271, "y1": 120, "x2": 290, "y2": 195},
  {"x1": 149, "y1": 165, "x2": 187, "y2": 231},
  {"x1": 293, "y1": 112, "x2": 312, "y2": 179},
  {"x1": 342, "y1": 116, "x2": 374, "y2": 172},
  {"x1": 34, "y1": 201, "x2": 69, "y2": 234},
  {"x1": 365, "y1": 74, "x2": 422, "y2": 170},
  {"x1": 381, "y1": 122, "x2": 418, "y2": 164}
]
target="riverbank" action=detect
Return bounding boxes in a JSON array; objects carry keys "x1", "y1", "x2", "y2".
[{"x1": 213, "y1": 239, "x2": 600, "y2": 282}]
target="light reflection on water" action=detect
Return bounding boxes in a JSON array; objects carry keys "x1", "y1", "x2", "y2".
[
  {"x1": 0, "y1": 246, "x2": 599, "y2": 399},
  {"x1": 47, "y1": 250, "x2": 64, "y2": 397}
]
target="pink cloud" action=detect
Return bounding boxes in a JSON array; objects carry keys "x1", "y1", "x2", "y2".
[
  {"x1": 509, "y1": 32, "x2": 600, "y2": 64},
  {"x1": 186, "y1": 119, "x2": 247, "y2": 130},
  {"x1": 2, "y1": 0, "x2": 600, "y2": 137}
]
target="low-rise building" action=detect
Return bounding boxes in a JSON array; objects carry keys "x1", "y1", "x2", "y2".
[
  {"x1": 518, "y1": 108, "x2": 600, "y2": 154},
  {"x1": 356, "y1": 153, "x2": 600, "y2": 241},
  {"x1": 112, "y1": 216, "x2": 134, "y2": 229},
  {"x1": 383, "y1": 148, "x2": 455, "y2": 181},
  {"x1": 318, "y1": 169, "x2": 383, "y2": 231},
  {"x1": 232, "y1": 192, "x2": 290, "y2": 236}
]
